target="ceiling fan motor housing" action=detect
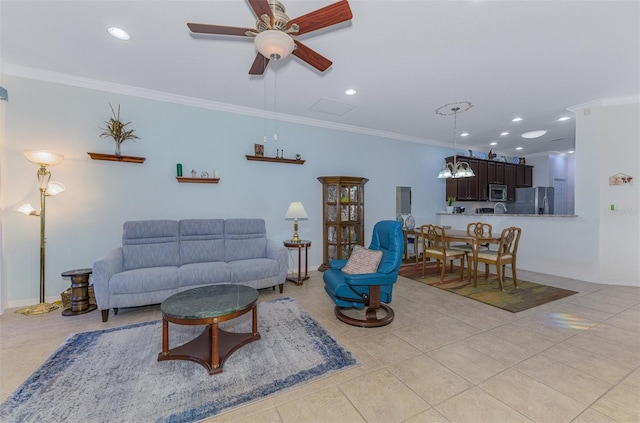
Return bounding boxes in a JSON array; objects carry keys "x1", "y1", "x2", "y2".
[{"x1": 256, "y1": 0, "x2": 290, "y2": 32}]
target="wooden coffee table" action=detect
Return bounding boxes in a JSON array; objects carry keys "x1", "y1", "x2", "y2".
[{"x1": 157, "y1": 284, "x2": 260, "y2": 375}]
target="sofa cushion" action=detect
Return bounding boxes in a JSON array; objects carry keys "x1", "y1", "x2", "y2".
[
  {"x1": 178, "y1": 261, "x2": 231, "y2": 288},
  {"x1": 224, "y1": 219, "x2": 267, "y2": 262},
  {"x1": 122, "y1": 220, "x2": 179, "y2": 271},
  {"x1": 109, "y1": 266, "x2": 179, "y2": 294},
  {"x1": 179, "y1": 219, "x2": 225, "y2": 265},
  {"x1": 229, "y1": 258, "x2": 279, "y2": 282}
]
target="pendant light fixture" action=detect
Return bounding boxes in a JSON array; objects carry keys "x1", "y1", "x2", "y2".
[{"x1": 436, "y1": 101, "x2": 475, "y2": 179}]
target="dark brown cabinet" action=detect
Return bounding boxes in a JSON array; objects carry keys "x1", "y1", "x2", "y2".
[
  {"x1": 505, "y1": 164, "x2": 517, "y2": 201},
  {"x1": 516, "y1": 165, "x2": 533, "y2": 187},
  {"x1": 317, "y1": 176, "x2": 368, "y2": 271},
  {"x1": 444, "y1": 156, "x2": 533, "y2": 202}
]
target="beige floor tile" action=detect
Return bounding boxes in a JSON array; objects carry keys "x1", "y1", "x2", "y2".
[
  {"x1": 394, "y1": 316, "x2": 480, "y2": 352},
  {"x1": 339, "y1": 368, "x2": 429, "y2": 423},
  {"x1": 566, "y1": 332, "x2": 640, "y2": 367},
  {"x1": 2, "y1": 270, "x2": 639, "y2": 423},
  {"x1": 277, "y1": 386, "x2": 365, "y2": 423},
  {"x1": 570, "y1": 408, "x2": 619, "y2": 423},
  {"x1": 354, "y1": 331, "x2": 422, "y2": 366},
  {"x1": 514, "y1": 355, "x2": 613, "y2": 404},
  {"x1": 402, "y1": 408, "x2": 451, "y2": 423},
  {"x1": 486, "y1": 322, "x2": 557, "y2": 351},
  {"x1": 478, "y1": 369, "x2": 585, "y2": 423},
  {"x1": 427, "y1": 343, "x2": 508, "y2": 385},
  {"x1": 388, "y1": 354, "x2": 473, "y2": 406},
  {"x1": 541, "y1": 342, "x2": 636, "y2": 384},
  {"x1": 459, "y1": 332, "x2": 539, "y2": 366},
  {"x1": 435, "y1": 387, "x2": 533, "y2": 423},
  {"x1": 618, "y1": 367, "x2": 640, "y2": 395},
  {"x1": 591, "y1": 385, "x2": 640, "y2": 422}
]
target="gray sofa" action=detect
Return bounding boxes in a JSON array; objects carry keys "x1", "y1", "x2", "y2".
[{"x1": 93, "y1": 218, "x2": 287, "y2": 322}]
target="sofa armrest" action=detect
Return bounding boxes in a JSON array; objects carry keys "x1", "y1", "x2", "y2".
[
  {"x1": 329, "y1": 259, "x2": 348, "y2": 270},
  {"x1": 92, "y1": 247, "x2": 124, "y2": 310},
  {"x1": 266, "y1": 239, "x2": 288, "y2": 283}
]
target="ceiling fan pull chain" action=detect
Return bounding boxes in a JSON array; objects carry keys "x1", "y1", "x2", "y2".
[
  {"x1": 273, "y1": 61, "x2": 278, "y2": 142},
  {"x1": 263, "y1": 58, "x2": 268, "y2": 143}
]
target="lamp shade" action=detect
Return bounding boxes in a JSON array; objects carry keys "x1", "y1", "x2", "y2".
[
  {"x1": 254, "y1": 30, "x2": 295, "y2": 60},
  {"x1": 46, "y1": 181, "x2": 66, "y2": 196},
  {"x1": 16, "y1": 203, "x2": 37, "y2": 215},
  {"x1": 285, "y1": 202, "x2": 308, "y2": 219},
  {"x1": 23, "y1": 150, "x2": 64, "y2": 166}
]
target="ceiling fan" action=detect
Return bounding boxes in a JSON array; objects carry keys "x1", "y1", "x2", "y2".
[{"x1": 187, "y1": 0, "x2": 352, "y2": 75}]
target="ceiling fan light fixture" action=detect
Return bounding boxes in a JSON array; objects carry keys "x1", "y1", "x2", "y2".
[{"x1": 254, "y1": 30, "x2": 294, "y2": 60}]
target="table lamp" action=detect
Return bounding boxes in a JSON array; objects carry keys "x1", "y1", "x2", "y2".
[
  {"x1": 285, "y1": 202, "x2": 308, "y2": 243},
  {"x1": 15, "y1": 149, "x2": 65, "y2": 316}
]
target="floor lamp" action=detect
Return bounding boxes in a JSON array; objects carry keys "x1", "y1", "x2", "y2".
[{"x1": 15, "y1": 150, "x2": 65, "y2": 316}]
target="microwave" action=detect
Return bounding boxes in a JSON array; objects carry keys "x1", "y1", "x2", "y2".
[{"x1": 488, "y1": 184, "x2": 507, "y2": 202}]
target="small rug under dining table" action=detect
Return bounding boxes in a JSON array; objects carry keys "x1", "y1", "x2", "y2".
[{"x1": 399, "y1": 263, "x2": 578, "y2": 313}]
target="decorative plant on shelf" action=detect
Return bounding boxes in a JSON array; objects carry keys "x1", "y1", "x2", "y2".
[
  {"x1": 447, "y1": 196, "x2": 456, "y2": 206},
  {"x1": 100, "y1": 103, "x2": 140, "y2": 156}
]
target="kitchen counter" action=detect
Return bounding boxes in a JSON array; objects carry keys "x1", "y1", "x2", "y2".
[{"x1": 436, "y1": 213, "x2": 578, "y2": 218}]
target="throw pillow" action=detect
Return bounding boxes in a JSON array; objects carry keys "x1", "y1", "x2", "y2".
[{"x1": 342, "y1": 245, "x2": 383, "y2": 275}]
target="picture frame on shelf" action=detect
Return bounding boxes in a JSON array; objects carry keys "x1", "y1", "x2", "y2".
[{"x1": 254, "y1": 143, "x2": 264, "y2": 157}]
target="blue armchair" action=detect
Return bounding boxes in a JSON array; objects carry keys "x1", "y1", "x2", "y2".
[{"x1": 323, "y1": 220, "x2": 404, "y2": 327}]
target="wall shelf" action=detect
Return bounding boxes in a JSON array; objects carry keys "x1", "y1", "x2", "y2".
[
  {"x1": 245, "y1": 155, "x2": 305, "y2": 165},
  {"x1": 176, "y1": 177, "x2": 220, "y2": 184},
  {"x1": 88, "y1": 152, "x2": 146, "y2": 163}
]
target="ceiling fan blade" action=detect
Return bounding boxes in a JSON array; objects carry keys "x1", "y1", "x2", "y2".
[
  {"x1": 287, "y1": 0, "x2": 352, "y2": 35},
  {"x1": 187, "y1": 23, "x2": 256, "y2": 37},
  {"x1": 292, "y1": 41, "x2": 332, "y2": 72},
  {"x1": 248, "y1": 0, "x2": 274, "y2": 24},
  {"x1": 249, "y1": 53, "x2": 270, "y2": 75}
]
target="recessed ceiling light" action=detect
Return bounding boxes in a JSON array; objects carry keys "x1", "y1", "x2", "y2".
[
  {"x1": 515, "y1": 147, "x2": 523, "y2": 150},
  {"x1": 460, "y1": 132, "x2": 469, "y2": 137},
  {"x1": 512, "y1": 117, "x2": 523, "y2": 122},
  {"x1": 521, "y1": 130, "x2": 547, "y2": 139},
  {"x1": 557, "y1": 116, "x2": 571, "y2": 121},
  {"x1": 567, "y1": 150, "x2": 575, "y2": 154},
  {"x1": 107, "y1": 27, "x2": 131, "y2": 40},
  {"x1": 500, "y1": 132, "x2": 509, "y2": 136},
  {"x1": 489, "y1": 142, "x2": 498, "y2": 146},
  {"x1": 344, "y1": 89, "x2": 357, "y2": 96}
]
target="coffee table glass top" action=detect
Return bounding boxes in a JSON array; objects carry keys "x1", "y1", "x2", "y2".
[{"x1": 161, "y1": 284, "x2": 258, "y2": 320}]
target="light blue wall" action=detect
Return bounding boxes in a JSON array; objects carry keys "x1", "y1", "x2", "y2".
[{"x1": 1, "y1": 75, "x2": 451, "y2": 306}]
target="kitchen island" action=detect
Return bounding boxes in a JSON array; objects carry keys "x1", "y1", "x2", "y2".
[{"x1": 436, "y1": 212, "x2": 586, "y2": 283}]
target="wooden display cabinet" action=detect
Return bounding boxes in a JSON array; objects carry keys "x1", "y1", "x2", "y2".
[{"x1": 317, "y1": 176, "x2": 368, "y2": 271}]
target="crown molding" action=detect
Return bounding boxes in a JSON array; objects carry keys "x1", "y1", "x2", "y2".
[
  {"x1": 3, "y1": 64, "x2": 444, "y2": 147},
  {"x1": 567, "y1": 96, "x2": 640, "y2": 112}
]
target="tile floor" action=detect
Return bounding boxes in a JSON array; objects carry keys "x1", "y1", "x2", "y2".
[{"x1": 1, "y1": 269, "x2": 639, "y2": 422}]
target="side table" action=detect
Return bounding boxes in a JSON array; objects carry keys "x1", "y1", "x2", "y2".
[
  {"x1": 283, "y1": 240, "x2": 311, "y2": 285},
  {"x1": 61, "y1": 268, "x2": 97, "y2": 316}
]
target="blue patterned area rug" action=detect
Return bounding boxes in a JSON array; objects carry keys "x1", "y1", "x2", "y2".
[{"x1": 0, "y1": 297, "x2": 358, "y2": 422}]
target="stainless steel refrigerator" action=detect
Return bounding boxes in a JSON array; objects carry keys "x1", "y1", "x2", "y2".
[{"x1": 513, "y1": 187, "x2": 555, "y2": 214}]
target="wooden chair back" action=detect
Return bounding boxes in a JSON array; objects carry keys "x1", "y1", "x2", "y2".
[
  {"x1": 467, "y1": 222, "x2": 493, "y2": 238},
  {"x1": 497, "y1": 226, "x2": 521, "y2": 258}
]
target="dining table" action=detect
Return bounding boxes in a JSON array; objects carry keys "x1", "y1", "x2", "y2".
[{"x1": 405, "y1": 227, "x2": 501, "y2": 286}]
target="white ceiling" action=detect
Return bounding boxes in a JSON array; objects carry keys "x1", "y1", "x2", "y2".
[{"x1": 2, "y1": 0, "x2": 639, "y2": 156}]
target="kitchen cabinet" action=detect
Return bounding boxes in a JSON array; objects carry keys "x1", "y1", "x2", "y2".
[
  {"x1": 317, "y1": 176, "x2": 368, "y2": 271},
  {"x1": 516, "y1": 165, "x2": 533, "y2": 187},
  {"x1": 443, "y1": 156, "x2": 533, "y2": 202},
  {"x1": 487, "y1": 162, "x2": 505, "y2": 184},
  {"x1": 505, "y1": 164, "x2": 517, "y2": 201},
  {"x1": 444, "y1": 157, "x2": 479, "y2": 201}
]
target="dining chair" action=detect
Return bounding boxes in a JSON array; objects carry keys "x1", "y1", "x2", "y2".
[
  {"x1": 450, "y1": 222, "x2": 493, "y2": 252},
  {"x1": 473, "y1": 226, "x2": 522, "y2": 291},
  {"x1": 419, "y1": 224, "x2": 467, "y2": 282}
]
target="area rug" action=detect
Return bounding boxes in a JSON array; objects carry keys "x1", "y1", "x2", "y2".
[
  {"x1": 399, "y1": 264, "x2": 577, "y2": 313},
  {"x1": 0, "y1": 297, "x2": 358, "y2": 423}
]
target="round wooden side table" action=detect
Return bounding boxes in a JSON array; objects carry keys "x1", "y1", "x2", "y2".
[
  {"x1": 283, "y1": 240, "x2": 311, "y2": 285},
  {"x1": 61, "y1": 268, "x2": 97, "y2": 316}
]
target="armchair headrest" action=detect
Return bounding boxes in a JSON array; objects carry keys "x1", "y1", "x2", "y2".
[{"x1": 369, "y1": 220, "x2": 404, "y2": 274}]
